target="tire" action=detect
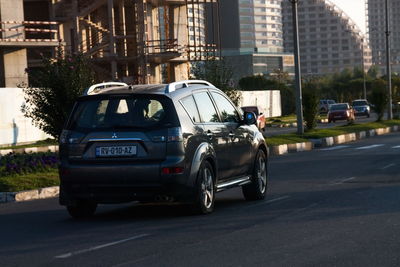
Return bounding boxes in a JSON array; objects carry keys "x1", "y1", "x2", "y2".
[
  {"x1": 242, "y1": 149, "x2": 268, "y2": 201},
  {"x1": 193, "y1": 161, "x2": 215, "y2": 214},
  {"x1": 67, "y1": 200, "x2": 97, "y2": 219}
]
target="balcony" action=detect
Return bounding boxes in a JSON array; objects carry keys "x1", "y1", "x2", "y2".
[{"x1": 0, "y1": 21, "x2": 61, "y2": 47}]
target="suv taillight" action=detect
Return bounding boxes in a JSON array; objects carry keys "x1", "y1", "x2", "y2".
[{"x1": 167, "y1": 127, "x2": 183, "y2": 142}]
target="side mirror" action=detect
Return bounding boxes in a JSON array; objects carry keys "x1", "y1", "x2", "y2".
[{"x1": 243, "y1": 112, "x2": 257, "y2": 125}]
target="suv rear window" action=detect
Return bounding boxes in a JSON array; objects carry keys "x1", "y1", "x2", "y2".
[{"x1": 67, "y1": 95, "x2": 177, "y2": 132}]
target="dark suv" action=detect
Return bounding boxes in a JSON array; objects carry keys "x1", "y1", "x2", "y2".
[{"x1": 59, "y1": 80, "x2": 268, "y2": 218}]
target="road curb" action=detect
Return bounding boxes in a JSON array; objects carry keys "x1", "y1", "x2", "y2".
[
  {"x1": 0, "y1": 145, "x2": 58, "y2": 156},
  {"x1": 270, "y1": 125, "x2": 400, "y2": 156},
  {"x1": 0, "y1": 186, "x2": 59, "y2": 203}
]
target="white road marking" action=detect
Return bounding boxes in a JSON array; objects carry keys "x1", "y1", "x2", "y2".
[
  {"x1": 320, "y1": 145, "x2": 349, "y2": 151},
  {"x1": 329, "y1": 177, "x2": 356, "y2": 186},
  {"x1": 382, "y1": 163, "x2": 396, "y2": 170},
  {"x1": 392, "y1": 146, "x2": 400, "y2": 149},
  {"x1": 355, "y1": 144, "x2": 384, "y2": 150},
  {"x1": 248, "y1": 195, "x2": 290, "y2": 208},
  {"x1": 55, "y1": 234, "x2": 149, "y2": 259}
]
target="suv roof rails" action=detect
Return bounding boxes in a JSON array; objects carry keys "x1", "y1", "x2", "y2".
[
  {"x1": 83, "y1": 82, "x2": 128, "y2": 95},
  {"x1": 165, "y1": 80, "x2": 215, "y2": 93}
]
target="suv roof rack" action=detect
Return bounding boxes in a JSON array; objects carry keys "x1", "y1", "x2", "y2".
[
  {"x1": 83, "y1": 82, "x2": 128, "y2": 95},
  {"x1": 165, "y1": 80, "x2": 215, "y2": 93}
]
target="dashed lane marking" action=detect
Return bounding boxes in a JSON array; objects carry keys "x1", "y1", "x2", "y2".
[
  {"x1": 248, "y1": 195, "x2": 291, "y2": 208},
  {"x1": 392, "y1": 146, "x2": 400, "y2": 149},
  {"x1": 329, "y1": 177, "x2": 356, "y2": 186},
  {"x1": 382, "y1": 163, "x2": 396, "y2": 170},
  {"x1": 55, "y1": 234, "x2": 150, "y2": 259},
  {"x1": 320, "y1": 145, "x2": 350, "y2": 151},
  {"x1": 355, "y1": 144, "x2": 384, "y2": 150}
]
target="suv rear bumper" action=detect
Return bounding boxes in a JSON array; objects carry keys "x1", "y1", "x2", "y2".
[{"x1": 59, "y1": 159, "x2": 195, "y2": 205}]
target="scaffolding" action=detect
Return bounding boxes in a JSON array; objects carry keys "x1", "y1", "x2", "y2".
[{"x1": 51, "y1": 0, "x2": 220, "y2": 84}]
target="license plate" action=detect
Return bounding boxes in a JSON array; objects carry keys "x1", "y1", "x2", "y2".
[
  {"x1": 96, "y1": 146, "x2": 137, "y2": 157},
  {"x1": 334, "y1": 116, "x2": 341, "y2": 118}
]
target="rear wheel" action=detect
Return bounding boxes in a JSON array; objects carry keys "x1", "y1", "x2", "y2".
[
  {"x1": 242, "y1": 149, "x2": 268, "y2": 201},
  {"x1": 67, "y1": 200, "x2": 97, "y2": 219},
  {"x1": 193, "y1": 161, "x2": 215, "y2": 214}
]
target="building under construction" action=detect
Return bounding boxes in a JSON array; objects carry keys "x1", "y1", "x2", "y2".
[{"x1": 0, "y1": 0, "x2": 220, "y2": 87}]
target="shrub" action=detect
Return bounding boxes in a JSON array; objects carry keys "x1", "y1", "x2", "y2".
[
  {"x1": 369, "y1": 79, "x2": 388, "y2": 121},
  {"x1": 302, "y1": 83, "x2": 320, "y2": 130}
]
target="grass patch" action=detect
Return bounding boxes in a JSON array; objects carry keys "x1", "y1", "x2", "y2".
[
  {"x1": 0, "y1": 169, "x2": 59, "y2": 192},
  {"x1": 266, "y1": 119, "x2": 400, "y2": 146},
  {"x1": 0, "y1": 138, "x2": 57, "y2": 151}
]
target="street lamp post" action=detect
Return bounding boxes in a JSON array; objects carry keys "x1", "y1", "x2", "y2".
[
  {"x1": 289, "y1": 0, "x2": 304, "y2": 135},
  {"x1": 361, "y1": 38, "x2": 367, "y2": 100},
  {"x1": 385, "y1": 0, "x2": 393, "y2": 119}
]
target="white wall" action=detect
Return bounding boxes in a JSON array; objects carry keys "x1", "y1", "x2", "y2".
[
  {"x1": 0, "y1": 88, "x2": 50, "y2": 146},
  {"x1": 240, "y1": 90, "x2": 282, "y2": 118}
]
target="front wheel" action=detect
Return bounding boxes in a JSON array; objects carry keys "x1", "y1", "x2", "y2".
[
  {"x1": 242, "y1": 149, "x2": 268, "y2": 201},
  {"x1": 192, "y1": 161, "x2": 215, "y2": 214}
]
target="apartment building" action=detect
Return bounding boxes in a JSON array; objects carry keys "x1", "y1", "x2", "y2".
[
  {"x1": 282, "y1": 0, "x2": 372, "y2": 76},
  {"x1": 367, "y1": 0, "x2": 400, "y2": 70},
  {"x1": 217, "y1": 0, "x2": 294, "y2": 80}
]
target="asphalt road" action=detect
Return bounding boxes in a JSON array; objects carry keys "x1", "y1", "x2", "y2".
[
  {"x1": 265, "y1": 113, "x2": 377, "y2": 137},
  {"x1": 1, "y1": 132, "x2": 400, "y2": 267}
]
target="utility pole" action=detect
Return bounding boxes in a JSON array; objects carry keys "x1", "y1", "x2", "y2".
[
  {"x1": 289, "y1": 0, "x2": 304, "y2": 135},
  {"x1": 385, "y1": 0, "x2": 393, "y2": 119}
]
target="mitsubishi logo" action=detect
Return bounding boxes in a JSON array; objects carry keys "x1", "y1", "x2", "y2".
[{"x1": 112, "y1": 133, "x2": 118, "y2": 139}]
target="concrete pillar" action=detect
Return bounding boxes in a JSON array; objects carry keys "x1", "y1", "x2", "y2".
[{"x1": 0, "y1": 0, "x2": 28, "y2": 87}]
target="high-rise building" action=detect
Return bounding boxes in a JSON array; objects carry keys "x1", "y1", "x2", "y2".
[
  {"x1": 367, "y1": 0, "x2": 400, "y2": 68},
  {"x1": 282, "y1": 0, "x2": 372, "y2": 76},
  {"x1": 217, "y1": 0, "x2": 294, "y2": 80}
]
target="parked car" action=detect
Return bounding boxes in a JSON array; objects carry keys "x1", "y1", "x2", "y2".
[
  {"x1": 352, "y1": 99, "x2": 370, "y2": 117},
  {"x1": 241, "y1": 106, "x2": 266, "y2": 131},
  {"x1": 59, "y1": 80, "x2": 269, "y2": 218},
  {"x1": 328, "y1": 103, "x2": 355, "y2": 123},
  {"x1": 319, "y1": 99, "x2": 336, "y2": 113}
]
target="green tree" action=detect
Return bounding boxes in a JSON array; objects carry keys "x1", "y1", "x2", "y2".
[
  {"x1": 191, "y1": 59, "x2": 241, "y2": 105},
  {"x1": 22, "y1": 53, "x2": 95, "y2": 138},
  {"x1": 369, "y1": 79, "x2": 388, "y2": 121}
]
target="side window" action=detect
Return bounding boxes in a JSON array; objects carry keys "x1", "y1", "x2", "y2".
[
  {"x1": 193, "y1": 92, "x2": 220, "y2": 123},
  {"x1": 180, "y1": 95, "x2": 201, "y2": 123},
  {"x1": 211, "y1": 92, "x2": 240, "y2": 123}
]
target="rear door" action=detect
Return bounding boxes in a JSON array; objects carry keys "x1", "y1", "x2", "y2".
[{"x1": 192, "y1": 91, "x2": 231, "y2": 181}]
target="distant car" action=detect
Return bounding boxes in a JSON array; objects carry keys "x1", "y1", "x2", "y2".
[
  {"x1": 241, "y1": 106, "x2": 266, "y2": 131},
  {"x1": 319, "y1": 99, "x2": 336, "y2": 113},
  {"x1": 352, "y1": 99, "x2": 370, "y2": 117},
  {"x1": 328, "y1": 103, "x2": 355, "y2": 123}
]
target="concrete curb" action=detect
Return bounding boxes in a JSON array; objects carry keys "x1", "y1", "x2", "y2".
[
  {"x1": 0, "y1": 186, "x2": 59, "y2": 203},
  {"x1": 0, "y1": 145, "x2": 58, "y2": 156},
  {"x1": 270, "y1": 125, "x2": 400, "y2": 156}
]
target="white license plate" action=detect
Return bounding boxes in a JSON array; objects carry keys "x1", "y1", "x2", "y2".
[{"x1": 96, "y1": 146, "x2": 137, "y2": 157}]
